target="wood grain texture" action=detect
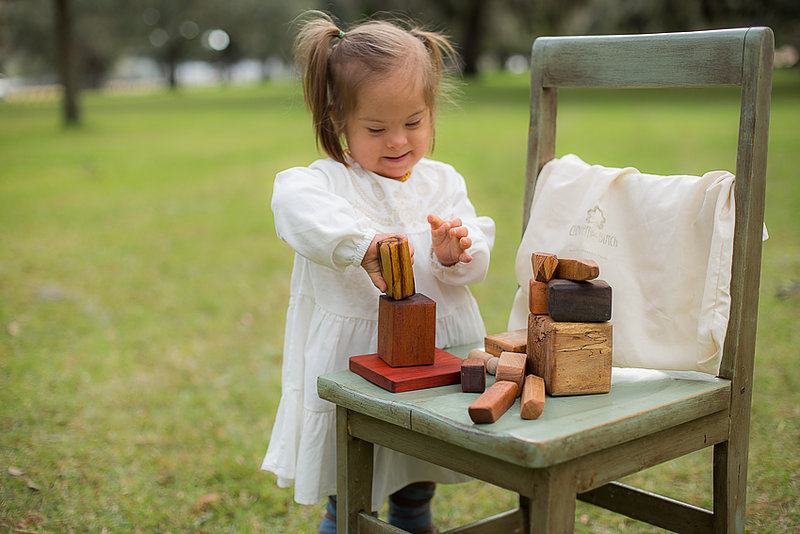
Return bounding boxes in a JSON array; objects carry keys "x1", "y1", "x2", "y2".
[
  {"x1": 486, "y1": 357, "x2": 499, "y2": 375},
  {"x1": 554, "y1": 258, "x2": 600, "y2": 281},
  {"x1": 376, "y1": 236, "x2": 415, "y2": 300},
  {"x1": 468, "y1": 381, "x2": 519, "y2": 424},
  {"x1": 349, "y1": 348, "x2": 461, "y2": 393},
  {"x1": 547, "y1": 279, "x2": 612, "y2": 322},
  {"x1": 468, "y1": 348, "x2": 495, "y2": 364},
  {"x1": 461, "y1": 358, "x2": 486, "y2": 393},
  {"x1": 532, "y1": 252, "x2": 558, "y2": 282},
  {"x1": 495, "y1": 351, "x2": 527, "y2": 393},
  {"x1": 521, "y1": 374, "x2": 546, "y2": 420},
  {"x1": 527, "y1": 314, "x2": 612, "y2": 396},
  {"x1": 484, "y1": 329, "x2": 527, "y2": 357},
  {"x1": 377, "y1": 293, "x2": 435, "y2": 367},
  {"x1": 529, "y1": 278, "x2": 549, "y2": 315}
]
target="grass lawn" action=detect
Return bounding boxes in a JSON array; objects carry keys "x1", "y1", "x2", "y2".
[{"x1": 1, "y1": 69, "x2": 798, "y2": 532}]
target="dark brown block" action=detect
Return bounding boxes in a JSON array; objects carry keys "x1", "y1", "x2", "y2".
[
  {"x1": 377, "y1": 236, "x2": 415, "y2": 300},
  {"x1": 468, "y1": 381, "x2": 519, "y2": 424},
  {"x1": 378, "y1": 293, "x2": 435, "y2": 367},
  {"x1": 547, "y1": 279, "x2": 612, "y2": 322},
  {"x1": 460, "y1": 358, "x2": 486, "y2": 393},
  {"x1": 553, "y1": 258, "x2": 600, "y2": 281},
  {"x1": 484, "y1": 329, "x2": 527, "y2": 357},
  {"x1": 527, "y1": 314, "x2": 612, "y2": 396},
  {"x1": 529, "y1": 278, "x2": 548, "y2": 315},
  {"x1": 532, "y1": 252, "x2": 558, "y2": 282}
]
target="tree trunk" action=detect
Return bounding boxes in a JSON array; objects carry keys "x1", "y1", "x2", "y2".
[
  {"x1": 54, "y1": 0, "x2": 79, "y2": 126},
  {"x1": 461, "y1": 0, "x2": 486, "y2": 77}
]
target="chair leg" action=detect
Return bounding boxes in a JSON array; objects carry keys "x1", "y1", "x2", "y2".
[
  {"x1": 713, "y1": 440, "x2": 747, "y2": 534},
  {"x1": 337, "y1": 406, "x2": 374, "y2": 534},
  {"x1": 522, "y1": 466, "x2": 577, "y2": 533}
]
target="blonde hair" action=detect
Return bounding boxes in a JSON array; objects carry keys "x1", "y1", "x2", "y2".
[{"x1": 294, "y1": 11, "x2": 458, "y2": 164}]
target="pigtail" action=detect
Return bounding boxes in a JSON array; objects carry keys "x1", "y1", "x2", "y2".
[
  {"x1": 409, "y1": 28, "x2": 459, "y2": 108},
  {"x1": 295, "y1": 12, "x2": 347, "y2": 164}
]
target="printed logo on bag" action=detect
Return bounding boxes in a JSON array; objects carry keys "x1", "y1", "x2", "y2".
[{"x1": 569, "y1": 204, "x2": 619, "y2": 248}]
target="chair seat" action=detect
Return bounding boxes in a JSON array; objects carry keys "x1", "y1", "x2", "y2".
[{"x1": 317, "y1": 344, "x2": 730, "y2": 469}]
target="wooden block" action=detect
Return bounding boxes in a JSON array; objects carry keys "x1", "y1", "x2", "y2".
[
  {"x1": 529, "y1": 279, "x2": 548, "y2": 315},
  {"x1": 468, "y1": 348, "x2": 494, "y2": 364},
  {"x1": 495, "y1": 351, "x2": 526, "y2": 393},
  {"x1": 460, "y1": 358, "x2": 486, "y2": 393},
  {"x1": 520, "y1": 374, "x2": 545, "y2": 420},
  {"x1": 349, "y1": 349, "x2": 461, "y2": 393},
  {"x1": 468, "y1": 381, "x2": 519, "y2": 424},
  {"x1": 377, "y1": 236, "x2": 415, "y2": 300},
  {"x1": 527, "y1": 314, "x2": 612, "y2": 396},
  {"x1": 547, "y1": 279, "x2": 612, "y2": 322},
  {"x1": 532, "y1": 252, "x2": 558, "y2": 282},
  {"x1": 484, "y1": 329, "x2": 527, "y2": 357},
  {"x1": 378, "y1": 293, "x2": 435, "y2": 367},
  {"x1": 554, "y1": 258, "x2": 600, "y2": 281},
  {"x1": 486, "y1": 357, "x2": 499, "y2": 375}
]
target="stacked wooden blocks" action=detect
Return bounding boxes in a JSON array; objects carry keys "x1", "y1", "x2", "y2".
[{"x1": 528, "y1": 252, "x2": 613, "y2": 396}]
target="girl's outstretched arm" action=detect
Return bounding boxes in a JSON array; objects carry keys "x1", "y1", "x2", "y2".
[{"x1": 428, "y1": 214, "x2": 473, "y2": 266}]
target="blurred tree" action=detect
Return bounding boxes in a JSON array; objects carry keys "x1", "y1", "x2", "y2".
[{"x1": 54, "y1": 0, "x2": 78, "y2": 125}]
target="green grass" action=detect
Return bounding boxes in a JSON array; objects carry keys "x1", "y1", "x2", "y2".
[{"x1": 1, "y1": 69, "x2": 798, "y2": 532}]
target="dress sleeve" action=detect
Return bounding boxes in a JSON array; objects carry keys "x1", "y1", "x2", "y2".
[
  {"x1": 428, "y1": 167, "x2": 495, "y2": 286},
  {"x1": 271, "y1": 165, "x2": 376, "y2": 271}
]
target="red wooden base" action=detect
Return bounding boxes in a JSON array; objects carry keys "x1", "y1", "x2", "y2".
[{"x1": 349, "y1": 348, "x2": 462, "y2": 393}]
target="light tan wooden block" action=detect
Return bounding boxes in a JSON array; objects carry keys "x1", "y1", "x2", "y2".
[
  {"x1": 527, "y1": 314, "x2": 612, "y2": 396},
  {"x1": 495, "y1": 351, "x2": 526, "y2": 394},
  {"x1": 554, "y1": 258, "x2": 600, "y2": 281},
  {"x1": 520, "y1": 374, "x2": 546, "y2": 420},
  {"x1": 376, "y1": 236, "x2": 415, "y2": 300},
  {"x1": 532, "y1": 252, "x2": 558, "y2": 282},
  {"x1": 486, "y1": 357, "x2": 499, "y2": 375},
  {"x1": 529, "y1": 278, "x2": 548, "y2": 315},
  {"x1": 468, "y1": 348, "x2": 494, "y2": 364},
  {"x1": 484, "y1": 329, "x2": 527, "y2": 357},
  {"x1": 468, "y1": 380, "x2": 519, "y2": 424}
]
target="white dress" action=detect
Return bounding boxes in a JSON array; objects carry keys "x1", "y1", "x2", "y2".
[{"x1": 261, "y1": 156, "x2": 495, "y2": 508}]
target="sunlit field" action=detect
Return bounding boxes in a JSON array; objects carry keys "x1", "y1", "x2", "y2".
[{"x1": 1, "y1": 69, "x2": 798, "y2": 532}]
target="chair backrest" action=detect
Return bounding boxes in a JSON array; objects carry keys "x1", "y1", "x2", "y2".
[{"x1": 523, "y1": 28, "x2": 773, "y2": 386}]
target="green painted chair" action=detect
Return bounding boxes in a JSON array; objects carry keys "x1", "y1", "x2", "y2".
[{"x1": 318, "y1": 27, "x2": 773, "y2": 533}]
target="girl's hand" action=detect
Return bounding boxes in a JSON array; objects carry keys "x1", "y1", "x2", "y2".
[
  {"x1": 361, "y1": 233, "x2": 414, "y2": 292},
  {"x1": 428, "y1": 214, "x2": 472, "y2": 267}
]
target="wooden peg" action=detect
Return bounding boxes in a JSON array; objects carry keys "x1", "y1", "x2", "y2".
[
  {"x1": 468, "y1": 381, "x2": 519, "y2": 424},
  {"x1": 532, "y1": 252, "x2": 558, "y2": 282},
  {"x1": 486, "y1": 356, "x2": 499, "y2": 375},
  {"x1": 520, "y1": 374, "x2": 546, "y2": 420},
  {"x1": 529, "y1": 279, "x2": 548, "y2": 315},
  {"x1": 495, "y1": 351, "x2": 526, "y2": 394},
  {"x1": 547, "y1": 279, "x2": 612, "y2": 322},
  {"x1": 468, "y1": 348, "x2": 494, "y2": 364},
  {"x1": 484, "y1": 329, "x2": 527, "y2": 357},
  {"x1": 377, "y1": 236, "x2": 415, "y2": 300},
  {"x1": 554, "y1": 258, "x2": 600, "y2": 281},
  {"x1": 460, "y1": 358, "x2": 486, "y2": 393}
]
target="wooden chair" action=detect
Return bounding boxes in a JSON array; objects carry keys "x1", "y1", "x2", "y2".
[{"x1": 318, "y1": 27, "x2": 773, "y2": 533}]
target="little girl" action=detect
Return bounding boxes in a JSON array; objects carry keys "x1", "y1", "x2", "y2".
[{"x1": 262, "y1": 12, "x2": 495, "y2": 533}]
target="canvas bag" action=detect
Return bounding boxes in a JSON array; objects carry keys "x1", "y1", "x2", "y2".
[{"x1": 507, "y1": 154, "x2": 737, "y2": 375}]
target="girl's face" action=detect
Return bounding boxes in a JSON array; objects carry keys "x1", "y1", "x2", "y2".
[{"x1": 343, "y1": 71, "x2": 432, "y2": 179}]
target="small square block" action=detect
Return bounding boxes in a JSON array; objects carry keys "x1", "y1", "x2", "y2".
[
  {"x1": 378, "y1": 293, "x2": 436, "y2": 367},
  {"x1": 527, "y1": 314, "x2": 612, "y2": 396},
  {"x1": 460, "y1": 358, "x2": 486, "y2": 393}
]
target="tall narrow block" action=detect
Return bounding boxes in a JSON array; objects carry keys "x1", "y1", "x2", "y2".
[
  {"x1": 377, "y1": 236, "x2": 415, "y2": 300},
  {"x1": 529, "y1": 279, "x2": 549, "y2": 315},
  {"x1": 378, "y1": 293, "x2": 435, "y2": 367},
  {"x1": 527, "y1": 314, "x2": 612, "y2": 396}
]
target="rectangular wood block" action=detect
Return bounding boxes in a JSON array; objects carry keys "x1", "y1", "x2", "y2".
[
  {"x1": 378, "y1": 293, "x2": 435, "y2": 367},
  {"x1": 554, "y1": 258, "x2": 600, "y2": 281},
  {"x1": 460, "y1": 358, "x2": 486, "y2": 393},
  {"x1": 532, "y1": 252, "x2": 558, "y2": 282},
  {"x1": 547, "y1": 279, "x2": 612, "y2": 322},
  {"x1": 521, "y1": 374, "x2": 546, "y2": 420},
  {"x1": 527, "y1": 314, "x2": 612, "y2": 396},
  {"x1": 468, "y1": 380, "x2": 519, "y2": 424},
  {"x1": 349, "y1": 348, "x2": 461, "y2": 393},
  {"x1": 529, "y1": 278, "x2": 548, "y2": 315},
  {"x1": 377, "y1": 236, "x2": 415, "y2": 300},
  {"x1": 495, "y1": 351, "x2": 526, "y2": 393},
  {"x1": 484, "y1": 329, "x2": 527, "y2": 357}
]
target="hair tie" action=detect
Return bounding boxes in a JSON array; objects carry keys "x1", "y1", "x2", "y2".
[{"x1": 337, "y1": 30, "x2": 345, "y2": 39}]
